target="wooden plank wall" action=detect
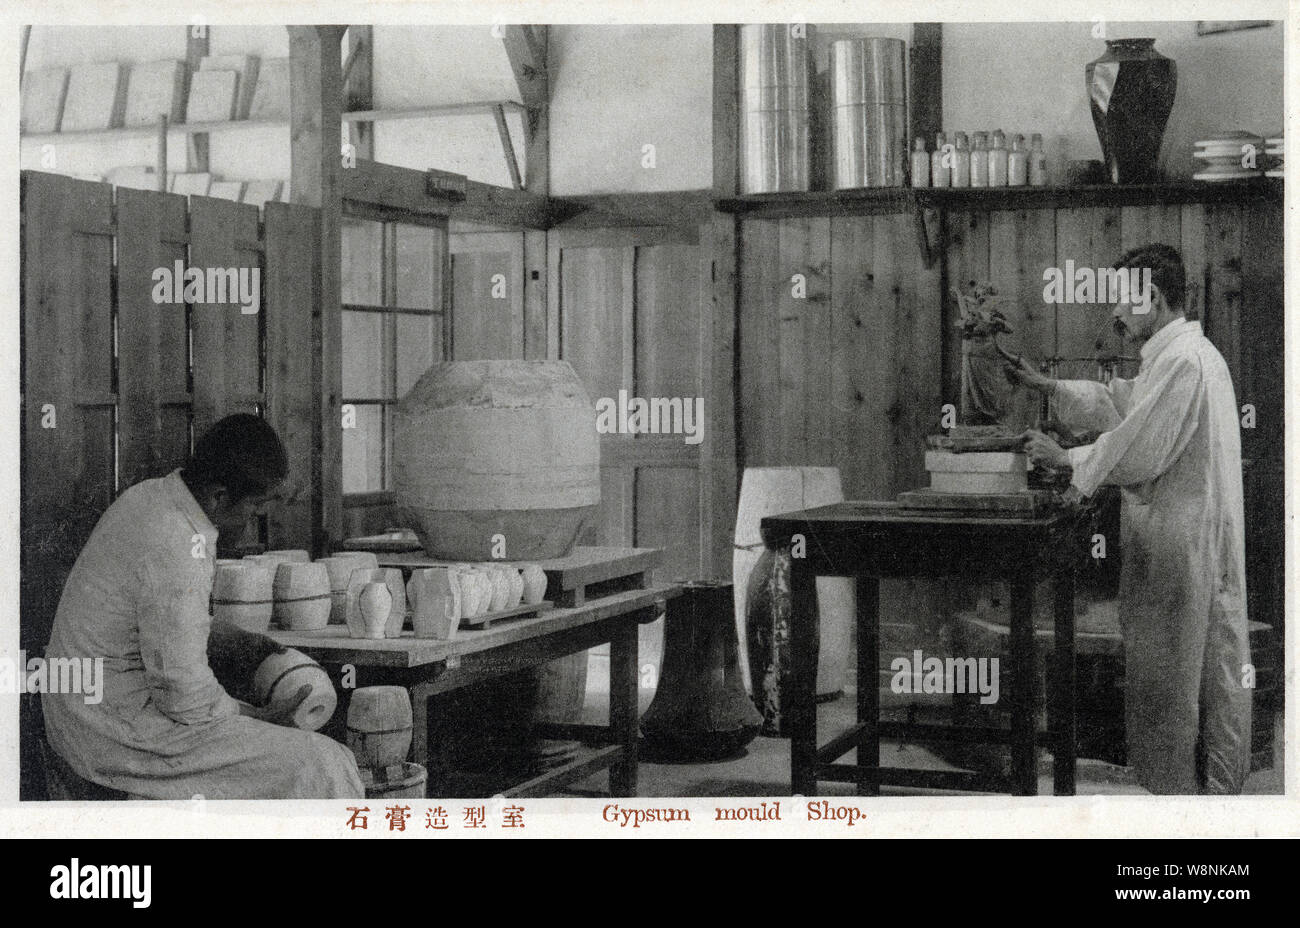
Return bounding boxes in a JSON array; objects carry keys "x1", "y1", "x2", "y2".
[
  {"x1": 190, "y1": 197, "x2": 264, "y2": 439},
  {"x1": 21, "y1": 170, "x2": 323, "y2": 651},
  {"x1": 264, "y1": 202, "x2": 320, "y2": 549},
  {"x1": 741, "y1": 212, "x2": 942, "y2": 499},
  {"x1": 548, "y1": 225, "x2": 709, "y2": 584},
  {"x1": 20, "y1": 172, "x2": 116, "y2": 653},
  {"x1": 449, "y1": 231, "x2": 526, "y2": 360},
  {"x1": 739, "y1": 199, "x2": 1285, "y2": 651}
]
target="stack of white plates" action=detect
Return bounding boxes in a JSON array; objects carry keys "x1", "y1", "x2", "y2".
[
  {"x1": 1192, "y1": 131, "x2": 1264, "y2": 182},
  {"x1": 1264, "y1": 134, "x2": 1283, "y2": 178}
]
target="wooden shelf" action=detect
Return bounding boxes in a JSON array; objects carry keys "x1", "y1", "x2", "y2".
[
  {"x1": 716, "y1": 177, "x2": 1282, "y2": 219},
  {"x1": 20, "y1": 101, "x2": 527, "y2": 146}
]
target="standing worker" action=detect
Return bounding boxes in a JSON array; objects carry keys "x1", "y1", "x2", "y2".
[{"x1": 1007, "y1": 243, "x2": 1250, "y2": 794}]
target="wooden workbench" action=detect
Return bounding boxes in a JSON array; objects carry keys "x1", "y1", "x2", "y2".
[
  {"x1": 270, "y1": 582, "x2": 680, "y2": 798},
  {"x1": 761, "y1": 501, "x2": 1079, "y2": 797}
]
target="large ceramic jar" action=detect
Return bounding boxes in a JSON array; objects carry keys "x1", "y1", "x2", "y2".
[
  {"x1": 1086, "y1": 38, "x2": 1177, "y2": 184},
  {"x1": 391, "y1": 360, "x2": 600, "y2": 561}
]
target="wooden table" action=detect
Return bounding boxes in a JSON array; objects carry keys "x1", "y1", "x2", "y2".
[
  {"x1": 270, "y1": 583, "x2": 679, "y2": 798},
  {"x1": 761, "y1": 501, "x2": 1079, "y2": 797}
]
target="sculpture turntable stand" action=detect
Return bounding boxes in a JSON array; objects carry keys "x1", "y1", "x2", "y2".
[{"x1": 761, "y1": 502, "x2": 1079, "y2": 797}]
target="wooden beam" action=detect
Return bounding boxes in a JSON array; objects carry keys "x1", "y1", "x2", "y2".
[
  {"x1": 344, "y1": 25, "x2": 374, "y2": 160},
  {"x1": 185, "y1": 25, "x2": 210, "y2": 173},
  {"x1": 523, "y1": 26, "x2": 549, "y2": 192},
  {"x1": 712, "y1": 25, "x2": 739, "y2": 197},
  {"x1": 910, "y1": 24, "x2": 942, "y2": 150},
  {"x1": 521, "y1": 26, "x2": 549, "y2": 358},
  {"x1": 493, "y1": 104, "x2": 523, "y2": 190},
  {"x1": 709, "y1": 26, "x2": 741, "y2": 578},
  {"x1": 343, "y1": 158, "x2": 555, "y2": 229},
  {"x1": 550, "y1": 190, "x2": 715, "y2": 230},
  {"x1": 500, "y1": 24, "x2": 548, "y2": 109},
  {"x1": 288, "y1": 24, "x2": 347, "y2": 555}
]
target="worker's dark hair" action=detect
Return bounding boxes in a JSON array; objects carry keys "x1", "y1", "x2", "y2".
[
  {"x1": 1114, "y1": 242, "x2": 1186, "y2": 312},
  {"x1": 183, "y1": 414, "x2": 288, "y2": 503}
]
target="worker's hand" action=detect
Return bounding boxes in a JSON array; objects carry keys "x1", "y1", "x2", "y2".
[
  {"x1": 1019, "y1": 429, "x2": 1070, "y2": 469},
  {"x1": 1004, "y1": 356, "x2": 1055, "y2": 395},
  {"x1": 253, "y1": 684, "x2": 311, "y2": 727},
  {"x1": 1061, "y1": 485, "x2": 1086, "y2": 509}
]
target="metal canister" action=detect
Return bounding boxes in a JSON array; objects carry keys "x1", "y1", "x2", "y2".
[
  {"x1": 829, "y1": 37, "x2": 908, "y2": 188},
  {"x1": 739, "y1": 24, "x2": 813, "y2": 193}
]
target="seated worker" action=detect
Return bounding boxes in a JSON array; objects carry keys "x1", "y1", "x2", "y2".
[{"x1": 42, "y1": 414, "x2": 363, "y2": 799}]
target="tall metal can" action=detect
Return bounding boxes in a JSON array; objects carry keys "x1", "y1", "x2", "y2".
[
  {"x1": 739, "y1": 24, "x2": 813, "y2": 193},
  {"x1": 829, "y1": 37, "x2": 908, "y2": 188}
]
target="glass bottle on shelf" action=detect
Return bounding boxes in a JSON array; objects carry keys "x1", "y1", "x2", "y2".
[
  {"x1": 989, "y1": 129, "x2": 1008, "y2": 186},
  {"x1": 1029, "y1": 133, "x2": 1050, "y2": 186},
  {"x1": 1008, "y1": 134, "x2": 1029, "y2": 186},
  {"x1": 970, "y1": 131, "x2": 989, "y2": 187},
  {"x1": 910, "y1": 137, "x2": 930, "y2": 187},
  {"x1": 931, "y1": 131, "x2": 951, "y2": 187},
  {"x1": 952, "y1": 131, "x2": 971, "y2": 187}
]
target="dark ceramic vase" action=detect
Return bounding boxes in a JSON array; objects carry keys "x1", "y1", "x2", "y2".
[
  {"x1": 745, "y1": 546, "x2": 795, "y2": 737},
  {"x1": 1085, "y1": 38, "x2": 1177, "y2": 184}
]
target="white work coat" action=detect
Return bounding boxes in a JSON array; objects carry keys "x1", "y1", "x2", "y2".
[
  {"x1": 1052, "y1": 317, "x2": 1250, "y2": 794},
  {"x1": 43, "y1": 470, "x2": 363, "y2": 799}
]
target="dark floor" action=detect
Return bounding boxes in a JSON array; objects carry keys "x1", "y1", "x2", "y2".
[{"x1": 564, "y1": 656, "x2": 1284, "y2": 798}]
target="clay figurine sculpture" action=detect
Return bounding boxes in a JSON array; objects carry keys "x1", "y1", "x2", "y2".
[{"x1": 954, "y1": 280, "x2": 1038, "y2": 430}]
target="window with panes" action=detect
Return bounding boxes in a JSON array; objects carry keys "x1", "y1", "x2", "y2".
[{"x1": 341, "y1": 214, "x2": 448, "y2": 494}]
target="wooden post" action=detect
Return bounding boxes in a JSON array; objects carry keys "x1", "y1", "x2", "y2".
[
  {"x1": 909, "y1": 24, "x2": 942, "y2": 151},
  {"x1": 521, "y1": 26, "x2": 549, "y2": 359},
  {"x1": 344, "y1": 25, "x2": 374, "y2": 161},
  {"x1": 185, "y1": 25, "x2": 210, "y2": 173},
  {"x1": 288, "y1": 25, "x2": 346, "y2": 555},
  {"x1": 706, "y1": 24, "x2": 740, "y2": 580}
]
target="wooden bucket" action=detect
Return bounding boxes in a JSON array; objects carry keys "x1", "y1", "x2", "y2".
[
  {"x1": 363, "y1": 762, "x2": 427, "y2": 800},
  {"x1": 390, "y1": 360, "x2": 600, "y2": 561},
  {"x1": 733, "y1": 466, "x2": 853, "y2": 697},
  {"x1": 346, "y1": 686, "x2": 413, "y2": 770}
]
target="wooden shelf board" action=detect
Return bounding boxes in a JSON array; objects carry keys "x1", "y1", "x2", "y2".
[
  {"x1": 716, "y1": 177, "x2": 1281, "y2": 218},
  {"x1": 20, "y1": 102, "x2": 527, "y2": 145}
]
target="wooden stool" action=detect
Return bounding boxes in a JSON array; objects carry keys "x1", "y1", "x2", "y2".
[{"x1": 40, "y1": 737, "x2": 128, "y2": 801}]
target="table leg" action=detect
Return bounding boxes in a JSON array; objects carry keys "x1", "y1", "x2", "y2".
[
  {"x1": 856, "y1": 575, "x2": 880, "y2": 796},
  {"x1": 1009, "y1": 579, "x2": 1037, "y2": 796},
  {"x1": 410, "y1": 681, "x2": 433, "y2": 798},
  {"x1": 790, "y1": 559, "x2": 819, "y2": 796},
  {"x1": 1051, "y1": 567, "x2": 1077, "y2": 796},
  {"x1": 609, "y1": 619, "x2": 639, "y2": 797}
]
